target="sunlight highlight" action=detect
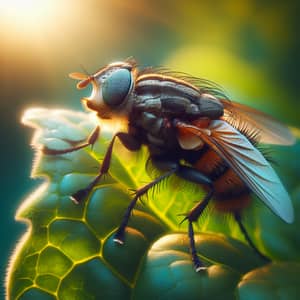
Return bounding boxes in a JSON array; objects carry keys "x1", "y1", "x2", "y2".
[{"x1": 0, "y1": 0, "x2": 58, "y2": 33}]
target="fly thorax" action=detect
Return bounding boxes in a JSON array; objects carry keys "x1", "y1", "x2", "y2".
[
  {"x1": 197, "y1": 93, "x2": 224, "y2": 119},
  {"x1": 134, "y1": 111, "x2": 177, "y2": 149},
  {"x1": 134, "y1": 90, "x2": 223, "y2": 121}
]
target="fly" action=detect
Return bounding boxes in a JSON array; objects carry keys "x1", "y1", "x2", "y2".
[{"x1": 43, "y1": 58, "x2": 295, "y2": 271}]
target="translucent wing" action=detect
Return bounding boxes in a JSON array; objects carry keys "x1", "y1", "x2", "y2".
[
  {"x1": 149, "y1": 68, "x2": 294, "y2": 145},
  {"x1": 221, "y1": 99, "x2": 295, "y2": 145},
  {"x1": 176, "y1": 120, "x2": 294, "y2": 223}
]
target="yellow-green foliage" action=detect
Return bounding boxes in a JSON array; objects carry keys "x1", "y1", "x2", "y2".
[{"x1": 6, "y1": 108, "x2": 300, "y2": 300}]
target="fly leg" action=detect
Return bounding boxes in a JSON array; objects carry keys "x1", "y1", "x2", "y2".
[
  {"x1": 176, "y1": 165, "x2": 214, "y2": 272},
  {"x1": 233, "y1": 212, "x2": 271, "y2": 262},
  {"x1": 64, "y1": 132, "x2": 141, "y2": 204},
  {"x1": 42, "y1": 126, "x2": 100, "y2": 155},
  {"x1": 114, "y1": 160, "x2": 179, "y2": 244}
]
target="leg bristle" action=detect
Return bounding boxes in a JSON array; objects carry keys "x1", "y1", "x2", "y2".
[
  {"x1": 70, "y1": 196, "x2": 80, "y2": 204},
  {"x1": 70, "y1": 188, "x2": 90, "y2": 204},
  {"x1": 195, "y1": 266, "x2": 207, "y2": 272},
  {"x1": 113, "y1": 238, "x2": 124, "y2": 245}
]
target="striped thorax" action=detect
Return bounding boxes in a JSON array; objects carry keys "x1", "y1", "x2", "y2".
[
  {"x1": 133, "y1": 73, "x2": 224, "y2": 119},
  {"x1": 78, "y1": 59, "x2": 224, "y2": 124}
]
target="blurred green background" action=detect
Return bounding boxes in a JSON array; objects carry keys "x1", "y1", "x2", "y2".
[{"x1": 1, "y1": 0, "x2": 299, "y2": 296}]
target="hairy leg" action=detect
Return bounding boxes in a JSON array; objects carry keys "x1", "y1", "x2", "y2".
[
  {"x1": 42, "y1": 126, "x2": 100, "y2": 155},
  {"x1": 234, "y1": 212, "x2": 271, "y2": 262}
]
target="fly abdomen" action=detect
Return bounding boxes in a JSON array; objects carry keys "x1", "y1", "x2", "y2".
[
  {"x1": 213, "y1": 168, "x2": 251, "y2": 213},
  {"x1": 193, "y1": 147, "x2": 251, "y2": 213},
  {"x1": 193, "y1": 146, "x2": 227, "y2": 179}
]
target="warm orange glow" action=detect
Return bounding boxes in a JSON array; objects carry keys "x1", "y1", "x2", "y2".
[
  {"x1": 0, "y1": 0, "x2": 127, "y2": 71},
  {"x1": 0, "y1": 0, "x2": 60, "y2": 34}
]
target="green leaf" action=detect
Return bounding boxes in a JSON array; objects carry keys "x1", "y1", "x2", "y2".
[
  {"x1": 238, "y1": 262, "x2": 300, "y2": 300},
  {"x1": 6, "y1": 108, "x2": 300, "y2": 299}
]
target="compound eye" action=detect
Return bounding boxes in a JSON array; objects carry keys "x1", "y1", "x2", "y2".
[{"x1": 102, "y1": 68, "x2": 132, "y2": 107}]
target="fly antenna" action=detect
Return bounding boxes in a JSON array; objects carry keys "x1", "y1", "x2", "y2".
[
  {"x1": 69, "y1": 64, "x2": 94, "y2": 90},
  {"x1": 80, "y1": 64, "x2": 92, "y2": 77}
]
